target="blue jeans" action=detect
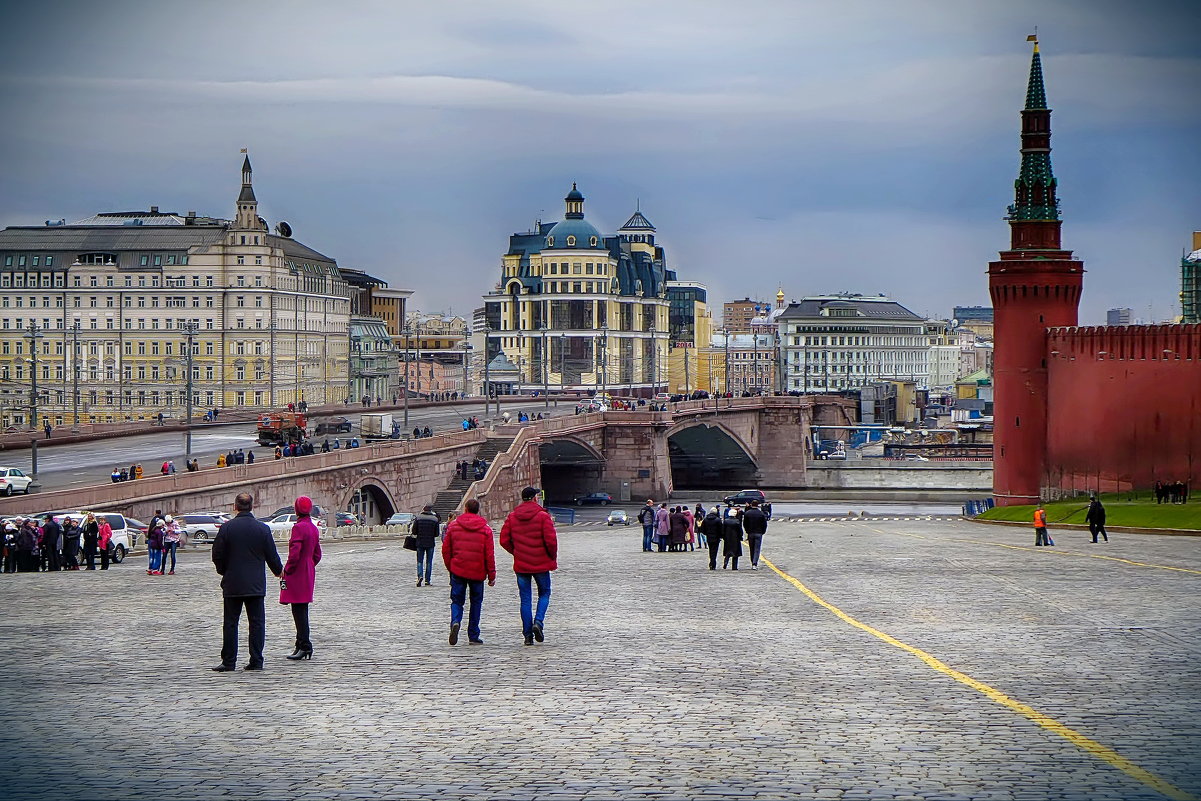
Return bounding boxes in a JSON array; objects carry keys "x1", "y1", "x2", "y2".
[
  {"x1": 148, "y1": 548, "x2": 162, "y2": 572},
  {"x1": 516, "y1": 571, "x2": 551, "y2": 637},
  {"x1": 641, "y1": 524, "x2": 655, "y2": 551},
  {"x1": 162, "y1": 542, "x2": 178, "y2": 572},
  {"x1": 449, "y1": 573, "x2": 484, "y2": 642},
  {"x1": 416, "y1": 546, "x2": 434, "y2": 582},
  {"x1": 747, "y1": 535, "x2": 763, "y2": 566}
]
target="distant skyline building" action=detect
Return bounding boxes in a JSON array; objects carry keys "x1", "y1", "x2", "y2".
[
  {"x1": 482, "y1": 184, "x2": 670, "y2": 397},
  {"x1": 722, "y1": 297, "x2": 770, "y2": 334},
  {"x1": 952, "y1": 305, "x2": 993, "y2": 322},
  {"x1": 1105, "y1": 307, "x2": 1133, "y2": 326},
  {"x1": 0, "y1": 153, "x2": 351, "y2": 427},
  {"x1": 1182, "y1": 231, "x2": 1200, "y2": 324}
]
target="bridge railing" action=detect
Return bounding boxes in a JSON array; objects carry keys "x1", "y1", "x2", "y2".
[{"x1": 0, "y1": 427, "x2": 485, "y2": 515}]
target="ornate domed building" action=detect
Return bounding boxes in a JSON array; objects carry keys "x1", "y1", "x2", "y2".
[{"x1": 481, "y1": 184, "x2": 673, "y2": 397}]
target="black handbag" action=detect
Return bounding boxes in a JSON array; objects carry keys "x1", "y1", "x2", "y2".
[{"x1": 403, "y1": 534, "x2": 418, "y2": 551}]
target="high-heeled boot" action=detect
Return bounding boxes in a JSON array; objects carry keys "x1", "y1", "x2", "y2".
[{"x1": 286, "y1": 646, "x2": 313, "y2": 660}]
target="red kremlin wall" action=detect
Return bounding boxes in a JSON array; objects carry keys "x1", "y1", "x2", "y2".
[{"x1": 1044, "y1": 324, "x2": 1201, "y2": 494}]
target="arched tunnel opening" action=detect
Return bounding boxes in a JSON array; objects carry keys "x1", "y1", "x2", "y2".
[
  {"x1": 348, "y1": 483, "x2": 394, "y2": 524},
  {"x1": 539, "y1": 440, "x2": 605, "y2": 504},
  {"x1": 668, "y1": 425, "x2": 758, "y2": 490}
]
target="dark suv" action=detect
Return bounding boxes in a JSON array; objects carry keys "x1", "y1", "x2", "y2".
[{"x1": 722, "y1": 489, "x2": 772, "y2": 518}]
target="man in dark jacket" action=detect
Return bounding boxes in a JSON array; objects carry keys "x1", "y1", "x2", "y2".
[
  {"x1": 721, "y1": 507, "x2": 743, "y2": 570},
  {"x1": 1085, "y1": 496, "x2": 1108, "y2": 543},
  {"x1": 211, "y1": 493, "x2": 283, "y2": 671},
  {"x1": 701, "y1": 507, "x2": 724, "y2": 570},
  {"x1": 411, "y1": 506, "x2": 442, "y2": 587},
  {"x1": 442, "y1": 499, "x2": 496, "y2": 645},
  {"x1": 637, "y1": 500, "x2": 656, "y2": 552},
  {"x1": 40, "y1": 514, "x2": 63, "y2": 572},
  {"x1": 741, "y1": 501, "x2": 769, "y2": 570},
  {"x1": 500, "y1": 487, "x2": 558, "y2": 646}
]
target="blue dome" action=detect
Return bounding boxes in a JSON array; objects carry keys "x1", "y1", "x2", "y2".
[{"x1": 545, "y1": 218, "x2": 604, "y2": 250}]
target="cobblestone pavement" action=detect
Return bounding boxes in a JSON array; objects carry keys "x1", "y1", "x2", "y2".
[{"x1": 1, "y1": 517, "x2": 1199, "y2": 800}]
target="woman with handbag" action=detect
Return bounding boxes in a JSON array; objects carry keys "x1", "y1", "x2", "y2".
[
  {"x1": 81, "y1": 514, "x2": 100, "y2": 570},
  {"x1": 280, "y1": 496, "x2": 322, "y2": 661},
  {"x1": 96, "y1": 515, "x2": 113, "y2": 571}
]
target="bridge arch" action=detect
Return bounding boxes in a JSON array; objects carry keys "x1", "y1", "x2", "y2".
[
  {"x1": 666, "y1": 420, "x2": 758, "y2": 490},
  {"x1": 539, "y1": 437, "x2": 606, "y2": 503},
  {"x1": 341, "y1": 477, "x2": 397, "y2": 524}
]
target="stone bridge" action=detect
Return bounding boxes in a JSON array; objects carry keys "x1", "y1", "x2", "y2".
[{"x1": 0, "y1": 396, "x2": 855, "y2": 524}]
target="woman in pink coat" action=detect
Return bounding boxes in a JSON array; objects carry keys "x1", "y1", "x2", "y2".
[{"x1": 279, "y1": 495, "x2": 322, "y2": 661}]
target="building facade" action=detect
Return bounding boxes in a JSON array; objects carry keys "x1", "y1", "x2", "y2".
[
  {"x1": 482, "y1": 185, "x2": 669, "y2": 397},
  {"x1": 349, "y1": 316, "x2": 398, "y2": 404},
  {"x1": 1105, "y1": 307, "x2": 1133, "y2": 326},
  {"x1": 722, "y1": 297, "x2": 770, "y2": 334},
  {"x1": 0, "y1": 155, "x2": 351, "y2": 427},
  {"x1": 775, "y1": 294, "x2": 937, "y2": 393}
]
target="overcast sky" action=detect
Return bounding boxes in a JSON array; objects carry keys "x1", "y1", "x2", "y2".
[{"x1": 1, "y1": 1, "x2": 1197, "y2": 324}]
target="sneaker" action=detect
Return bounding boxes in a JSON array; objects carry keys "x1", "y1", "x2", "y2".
[
  {"x1": 752, "y1": 564, "x2": 758, "y2": 570},
  {"x1": 468, "y1": 639, "x2": 484, "y2": 645},
  {"x1": 416, "y1": 578, "x2": 423, "y2": 587},
  {"x1": 168, "y1": 570, "x2": 175, "y2": 575},
  {"x1": 532, "y1": 621, "x2": 544, "y2": 643},
  {"x1": 523, "y1": 634, "x2": 534, "y2": 646},
  {"x1": 449, "y1": 622, "x2": 460, "y2": 646}
]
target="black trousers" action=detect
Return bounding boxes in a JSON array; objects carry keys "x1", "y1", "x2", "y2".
[
  {"x1": 45, "y1": 548, "x2": 61, "y2": 572},
  {"x1": 747, "y1": 535, "x2": 763, "y2": 566},
  {"x1": 707, "y1": 534, "x2": 722, "y2": 568},
  {"x1": 83, "y1": 546, "x2": 97, "y2": 569},
  {"x1": 221, "y1": 595, "x2": 266, "y2": 668},
  {"x1": 63, "y1": 543, "x2": 79, "y2": 569},
  {"x1": 100, "y1": 547, "x2": 110, "y2": 570},
  {"x1": 290, "y1": 603, "x2": 311, "y2": 651},
  {"x1": 1089, "y1": 523, "x2": 1108, "y2": 542}
]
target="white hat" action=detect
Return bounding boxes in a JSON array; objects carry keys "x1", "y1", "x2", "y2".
[{"x1": 165, "y1": 515, "x2": 173, "y2": 523}]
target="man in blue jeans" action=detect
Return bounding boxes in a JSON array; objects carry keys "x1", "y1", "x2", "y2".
[
  {"x1": 500, "y1": 486, "x2": 559, "y2": 646},
  {"x1": 442, "y1": 499, "x2": 495, "y2": 645},
  {"x1": 410, "y1": 506, "x2": 441, "y2": 586},
  {"x1": 637, "y1": 499, "x2": 656, "y2": 552}
]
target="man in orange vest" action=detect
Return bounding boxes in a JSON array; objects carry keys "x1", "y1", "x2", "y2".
[{"x1": 1033, "y1": 504, "x2": 1053, "y2": 546}]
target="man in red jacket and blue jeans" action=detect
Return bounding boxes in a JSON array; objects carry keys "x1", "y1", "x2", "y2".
[
  {"x1": 500, "y1": 486, "x2": 559, "y2": 646},
  {"x1": 442, "y1": 498, "x2": 496, "y2": 646}
]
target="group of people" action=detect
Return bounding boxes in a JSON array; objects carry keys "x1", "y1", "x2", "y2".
[
  {"x1": 274, "y1": 442, "x2": 314, "y2": 458},
  {"x1": 220, "y1": 449, "x2": 255, "y2": 466},
  {"x1": 1032, "y1": 495, "x2": 1111, "y2": 546},
  {"x1": 460, "y1": 416, "x2": 482, "y2": 430},
  {"x1": 109, "y1": 463, "x2": 145, "y2": 482},
  {"x1": 2, "y1": 512, "x2": 114, "y2": 572},
  {"x1": 455, "y1": 458, "x2": 490, "y2": 481},
  {"x1": 210, "y1": 485, "x2": 561, "y2": 670},
  {"x1": 637, "y1": 499, "x2": 770, "y2": 570},
  {"x1": 1154, "y1": 481, "x2": 1190, "y2": 504},
  {"x1": 143, "y1": 510, "x2": 187, "y2": 575},
  {"x1": 412, "y1": 427, "x2": 435, "y2": 439}
]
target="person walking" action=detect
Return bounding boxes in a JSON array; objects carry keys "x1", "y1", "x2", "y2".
[
  {"x1": 500, "y1": 487, "x2": 558, "y2": 646},
  {"x1": 40, "y1": 514, "x2": 63, "y2": 572},
  {"x1": 81, "y1": 514, "x2": 99, "y2": 570},
  {"x1": 411, "y1": 505, "x2": 441, "y2": 587},
  {"x1": 1033, "y1": 503, "x2": 1053, "y2": 546},
  {"x1": 1086, "y1": 495, "x2": 1108, "y2": 543},
  {"x1": 61, "y1": 516, "x2": 81, "y2": 570},
  {"x1": 442, "y1": 498, "x2": 496, "y2": 645},
  {"x1": 211, "y1": 493, "x2": 283, "y2": 672},
  {"x1": 97, "y1": 514, "x2": 114, "y2": 570},
  {"x1": 279, "y1": 496, "x2": 323, "y2": 661},
  {"x1": 701, "y1": 507, "x2": 724, "y2": 570},
  {"x1": 721, "y1": 507, "x2": 744, "y2": 570},
  {"x1": 742, "y1": 500, "x2": 769, "y2": 570},
  {"x1": 654, "y1": 503, "x2": 670, "y2": 553},
  {"x1": 162, "y1": 516, "x2": 183, "y2": 575},
  {"x1": 637, "y1": 500, "x2": 656, "y2": 552}
]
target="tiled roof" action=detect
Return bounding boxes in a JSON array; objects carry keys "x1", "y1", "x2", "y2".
[
  {"x1": 775, "y1": 298, "x2": 924, "y2": 321},
  {"x1": 0, "y1": 225, "x2": 227, "y2": 252}
]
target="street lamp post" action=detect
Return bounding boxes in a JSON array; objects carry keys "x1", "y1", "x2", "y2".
[
  {"x1": 600, "y1": 324, "x2": 608, "y2": 399},
  {"x1": 723, "y1": 328, "x2": 730, "y2": 396},
  {"x1": 70, "y1": 321, "x2": 81, "y2": 433},
  {"x1": 559, "y1": 333, "x2": 566, "y2": 399},
  {"x1": 482, "y1": 324, "x2": 491, "y2": 418},
  {"x1": 462, "y1": 337, "x2": 472, "y2": 402},
  {"x1": 26, "y1": 321, "x2": 42, "y2": 430},
  {"x1": 541, "y1": 326, "x2": 549, "y2": 409},
  {"x1": 182, "y1": 320, "x2": 198, "y2": 456}
]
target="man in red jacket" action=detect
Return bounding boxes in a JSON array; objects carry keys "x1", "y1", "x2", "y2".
[
  {"x1": 442, "y1": 498, "x2": 496, "y2": 645},
  {"x1": 500, "y1": 486, "x2": 558, "y2": 646}
]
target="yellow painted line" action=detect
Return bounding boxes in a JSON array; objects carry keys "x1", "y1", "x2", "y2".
[
  {"x1": 864, "y1": 527, "x2": 1201, "y2": 576},
  {"x1": 762, "y1": 556, "x2": 1198, "y2": 801}
]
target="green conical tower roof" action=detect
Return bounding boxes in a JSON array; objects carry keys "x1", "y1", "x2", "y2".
[
  {"x1": 1007, "y1": 38, "x2": 1059, "y2": 223},
  {"x1": 1025, "y1": 42, "x2": 1047, "y2": 110}
]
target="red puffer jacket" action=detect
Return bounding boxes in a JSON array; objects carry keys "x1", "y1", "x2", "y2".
[
  {"x1": 441, "y1": 512, "x2": 496, "y2": 583},
  {"x1": 499, "y1": 501, "x2": 558, "y2": 574}
]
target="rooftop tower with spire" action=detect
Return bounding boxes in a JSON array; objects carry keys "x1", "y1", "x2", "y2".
[{"x1": 988, "y1": 37, "x2": 1085, "y2": 506}]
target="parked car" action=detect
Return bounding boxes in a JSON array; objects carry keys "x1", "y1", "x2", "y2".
[
  {"x1": 175, "y1": 513, "x2": 227, "y2": 542},
  {"x1": 0, "y1": 467, "x2": 33, "y2": 496},
  {"x1": 335, "y1": 512, "x2": 361, "y2": 527},
  {"x1": 653, "y1": 393, "x2": 672, "y2": 403},
  {"x1": 574, "y1": 492, "x2": 613, "y2": 506},
  {"x1": 265, "y1": 505, "x2": 326, "y2": 521},
  {"x1": 606, "y1": 509, "x2": 630, "y2": 526},
  {"x1": 722, "y1": 489, "x2": 772, "y2": 518},
  {"x1": 315, "y1": 416, "x2": 353, "y2": 435},
  {"x1": 46, "y1": 511, "x2": 136, "y2": 562},
  {"x1": 266, "y1": 514, "x2": 326, "y2": 536},
  {"x1": 385, "y1": 512, "x2": 415, "y2": 528}
]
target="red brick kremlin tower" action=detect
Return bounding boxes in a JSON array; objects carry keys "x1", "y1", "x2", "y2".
[{"x1": 988, "y1": 38, "x2": 1084, "y2": 505}]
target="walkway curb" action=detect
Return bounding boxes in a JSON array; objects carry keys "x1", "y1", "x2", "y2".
[{"x1": 966, "y1": 517, "x2": 1201, "y2": 537}]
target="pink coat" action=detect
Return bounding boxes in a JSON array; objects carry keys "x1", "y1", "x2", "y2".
[{"x1": 279, "y1": 517, "x2": 322, "y2": 604}]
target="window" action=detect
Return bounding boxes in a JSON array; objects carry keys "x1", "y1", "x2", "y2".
[
  {"x1": 566, "y1": 235, "x2": 576, "y2": 246},
  {"x1": 237, "y1": 276, "x2": 245, "y2": 286},
  {"x1": 254, "y1": 276, "x2": 263, "y2": 286},
  {"x1": 589, "y1": 236, "x2": 598, "y2": 247},
  {"x1": 237, "y1": 256, "x2": 245, "y2": 265},
  {"x1": 32, "y1": 256, "x2": 39, "y2": 266},
  {"x1": 153, "y1": 255, "x2": 162, "y2": 266},
  {"x1": 140, "y1": 255, "x2": 148, "y2": 266},
  {"x1": 573, "y1": 263, "x2": 582, "y2": 274},
  {"x1": 167, "y1": 255, "x2": 176, "y2": 265},
  {"x1": 255, "y1": 256, "x2": 262, "y2": 265},
  {"x1": 586, "y1": 264, "x2": 594, "y2": 274}
]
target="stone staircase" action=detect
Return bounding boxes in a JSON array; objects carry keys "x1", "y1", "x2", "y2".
[{"x1": 431, "y1": 437, "x2": 514, "y2": 518}]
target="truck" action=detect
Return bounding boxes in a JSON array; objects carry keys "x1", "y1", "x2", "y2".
[
  {"x1": 360, "y1": 412, "x2": 394, "y2": 440},
  {"x1": 256, "y1": 411, "x2": 308, "y2": 446}
]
